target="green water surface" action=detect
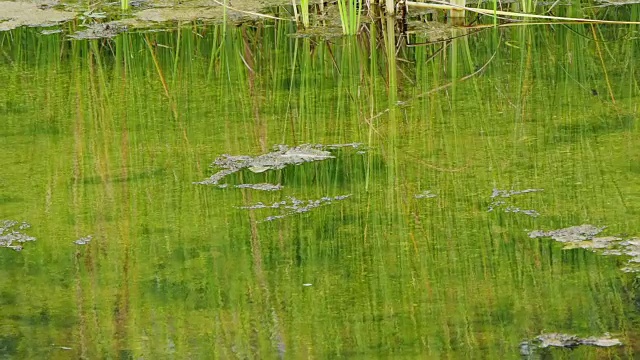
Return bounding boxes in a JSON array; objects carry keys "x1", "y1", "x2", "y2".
[{"x1": 1, "y1": 20, "x2": 639, "y2": 359}]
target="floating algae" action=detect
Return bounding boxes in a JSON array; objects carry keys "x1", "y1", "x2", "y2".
[
  {"x1": 0, "y1": 220, "x2": 35, "y2": 251},
  {"x1": 519, "y1": 333, "x2": 622, "y2": 356},
  {"x1": 69, "y1": 23, "x2": 127, "y2": 40},
  {"x1": 0, "y1": 1, "x2": 75, "y2": 31},
  {"x1": 414, "y1": 190, "x2": 437, "y2": 199},
  {"x1": 529, "y1": 225, "x2": 640, "y2": 273},
  {"x1": 491, "y1": 188, "x2": 544, "y2": 198},
  {"x1": 195, "y1": 144, "x2": 362, "y2": 189},
  {"x1": 503, "y1": 206, "x2": 540, "y2": 217},
  {"x1": 74, "y1": 235, "x2": 93, "y2": 245},
  {"x1": 239, "y1": 194, "x2": 352, "y2": 223},
  {"x1": 234, "y1": 183, "x2": 283, "y2": 191},
  {"x1": 528, "y1": 224, "x2": 606, "y2": 242},
  {"x1": 487, "y1": 188, "x2": 543, "y2": 217}
]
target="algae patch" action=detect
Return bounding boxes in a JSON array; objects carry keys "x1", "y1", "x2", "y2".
[
  {"x1": 74, "y1": 235, "x2": 93, "y2": 245},
  {"x1": 529, "y1": 225, "x2": 640, "y2": 273},
  {"x1": 487, "y1": 188, "x2": 543, "y2": 217},
  {"x1": 239, "y1": 194, "x2": 352, "y2": 223},
  {"x1": 0, "y1": 2, "x2": 75, "y2": 31},
  {"x1": 195, "y1": 143, "x2": 361, "y2": 190},
  {"x1": 414, "y1": 190, "x2": 437, "y2": 199},
  {"x1": 69, "y1": 23, "x2": 127, "y2": 40},
  {"x1": 520, "y1": 333, "x2": 622, "y2": 356},
  {"x1": 234, "y1": 183, "x2": 283, "y2": 191},
  {"x1": 0, "y1": 220, "x2": 35, "y2": 251}
]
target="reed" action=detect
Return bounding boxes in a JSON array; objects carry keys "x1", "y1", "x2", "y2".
[
  {"x1": 337, "y1": 0, "x2": 362, "y2": 35},
  {"x1": 300, "y1": 0, "x2": 310, "y2": 28},
  {"x1": 121, "y1": 0, "x2": 129, "y2": 10},
  {"x1": 406, "y1": 0, "x2": 640, "y2": 24}
]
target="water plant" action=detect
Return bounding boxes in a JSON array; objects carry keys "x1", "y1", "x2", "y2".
[
  {"x1": 2, "y1": 15, "x2": 640, "y2": 359},
  {"x1": 338, "y1": 0, "x2": 362, "y2": 35},
  {"x1": 121, "y1": 0, "x2": 128, "y2": 10},
  {"x1": 300, "y1": 0, "x2": 310, "y2": 28}
]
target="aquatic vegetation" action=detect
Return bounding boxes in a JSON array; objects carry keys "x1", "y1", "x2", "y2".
[
  {"x1": 239, "y1": 194, "x2": 352, "y2": 222},
  {"x1": 529, "y1": 225, "x2": 640, "y2": 273},
  {"x1": 414, "y1": 190, "x2": 437, "y2": 199},
  {"x1": 233, "y1": 183, "x2": 283, "y2": 191},
  {"x1": 503, "y1": 206, "x2": 540, "y2": 217},
  {"x1": 491, "y1": 189, "x2": 544, "y2": 198},
  {"x1": 69, "y1": 23, "x2": 127, "y2": 40},
  {"x1": 194, "y1": 144, "x2": 360, "y2": 187},
  {"x1": 3, "y1": 0, "x2": 640, "y2": 40},
  {"x1": 0, "y1": 220, "x2": 35, "y2": 251},
  {"x1": 299, "y1": 0, "x2": 310, "y2": 28},
  {"x1": 77, "y1": 10, "x2": 107, "y2": 23},
  {"x1": 520, "y1": 333, "x2": 622, "y2": 356},
  {"x1": 487, "y1": 188, "x2": 543, "y2": 217},
  {"x1": 406, "y1": 0, "x2": 640, "y2": 24},
  {"x1": 74, "y1": 235, "x2": 93, "y2": 245},
  {"x1": 1, "y1": 12, "x2": 640, "y2": 359},
  {"x1": 337, "y1": 0, "x2": 362, "y2": 35},
  {"x1": 528, "y1": 224, "x2": 605, "y2": 242}
]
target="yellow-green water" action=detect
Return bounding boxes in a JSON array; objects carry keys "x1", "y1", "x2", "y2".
[{"x1": 0, "y1": 21, "x2": 639, "y2": 358}]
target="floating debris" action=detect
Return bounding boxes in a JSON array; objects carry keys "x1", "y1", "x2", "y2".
[
  {"x1": 77, "y1": 10, "x2": 107, "y2": 22},
  {"x1": 41, "y1": 28, "x2": 63, "y2": 35},
  {"x1": 0, "y1": 220, "x2": 36, "y2": 251},
  {"x1": 239, "y1": 194, "x2": 352, "y2": 222},
  {"x1": 234, "y1": 183, "x2": 283, "y2": 191},
  {"x1": 488, "y1": 188, "x2": 543, "y2": 217},
  {"x1": 520, "y1": 333, "x2": 622, "y2": 356},
  {"x1": 529, "y1": 225, "x2": 640, "y2": 272},
  {"x1": 504, "y1": 206, "x2": 540, "y2": 217},
  {"x1": 491, "y1": 188, "x2": 544, "y2": 198},
  {"x1": 52, "y1": 345, "x2": 72, "y2": 350},
  {"x1": 195, "y1": 144, "x2": 360, "y2": 187},
  {"x1": 69, "y1": 23, "x2": 127, "y2": 40},
  {"x1": 487, "y1": 200, "x2": 506, "y2": 212},
  {"x1": 414, "y1": 190, "x2": 437, "y2": 199},
  {"x1": 528, "y1": 224, "x2": 605, "y2": 242},
  {"x1": 74, "y1": 235, "x2": 93, "y2": 245},
  {"x1": 323, "y1": 143, "x2": 363, "y2": 150}
]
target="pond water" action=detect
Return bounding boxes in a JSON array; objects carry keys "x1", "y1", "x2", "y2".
[{"x1": 1, "y1": 15, "x2": 640, "y2": 359}]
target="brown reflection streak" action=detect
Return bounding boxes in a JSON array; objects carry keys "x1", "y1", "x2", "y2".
[
  {"x1": 115, "y1": 51, "x2": 132, "y2": 356},
  {"x1": 88, "y1": 43, "x2": 113, "y2": 197},
  {"x1": 114, "y1": 223, "x2": 131, "y2": 356},
  {"x1": 73, "y1": 46, "x2": 89, "y2": 358},
  {"x1": 241, "y1": 187, "x2": 286, "y2": 358},
  {"x1": 242, "y1": 27, "x2": 267, "y2": 153},
  {"x1": 520, "y1": 36, "x2": 532, "y2": 122}
]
